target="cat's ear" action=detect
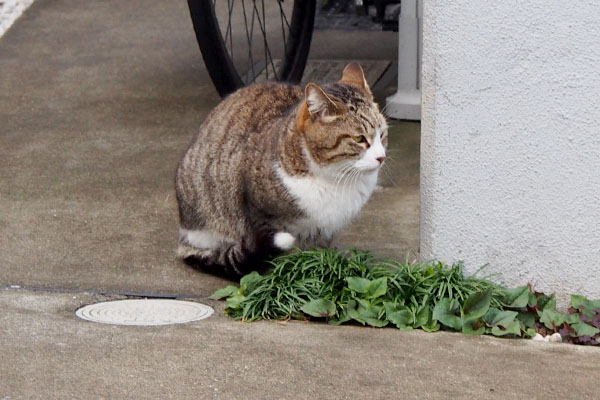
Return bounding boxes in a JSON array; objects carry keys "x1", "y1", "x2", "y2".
[
  {"x1": 304, "y1": 83, "x2": 338, "y2": 119},
  {"x1": 340, "y1": 62, "x2": 372, "y2": 98}
]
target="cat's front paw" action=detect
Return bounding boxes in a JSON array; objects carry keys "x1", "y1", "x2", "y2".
[{"x1": 273, "y1": 232, "x2": 296, "y2": 250}]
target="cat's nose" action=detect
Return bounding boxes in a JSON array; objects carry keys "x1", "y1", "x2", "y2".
[{"x1": 376, "y1": 156, "x2": 386, "y2": 164}]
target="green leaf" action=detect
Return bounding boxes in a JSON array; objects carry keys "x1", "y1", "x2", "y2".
[
  {"x1": 356, "y1": 298, "x2": 372, "y2": 310},
  {"x1": 226, "y1": 294, "x2": 246, "y2": 309},
  {"x1": 328, "y1": 311, "x2": 351, "y2": 326},
  {"x1": 209, "y1": 285, "x2": 239, "y2": 300},
  {"x1": 388, "y1": 310, "x2": 414, "y2": 330},
  {"x1": 414, "y1": 305, "x2": 432, "y2": 328},
  {"x1": 365, "y1": 318, "x2": 389, "y2": 327},
  {"x1": 571, "y1": 322, "x2": 600, "y2": 337},
  {"x1": 346, "y1": 300, "x2": 366, "y2": 325},
  {"x1": 422, "y1": 320, "x2": 441, "y2": 332},
  {"x1": 588, "y1": 299, "x2": 600, "y2": 310},
  {"x1": 502, "y1": 286, "x2": 529, "y2": 308},
  {"x1": 571, "y1": 295, "x2": 587, "y2": 309},
  {"x1": 571, "y1": 295, "x2": 600, "y2": 312},
  {"x1": 483, "y1": 308, "x2": 518, "y2": 328},
  {"x1": 383, "y1": 302, "x2": 400, "y2": 316},
  {"x1": 516, "y1": 312, "x2": 536, "y2": 328},
  {"x1": 462, "y1": 318, "x2": 485, "y2": 335},
  {"x1": 525, "y1": 328, "x2": 537, "y2": 338},
  {"x1": 358, "y1": 304, "x2": 381, "y2": 320},
  {"x1": 365, "y1": 277, "x2": 388, "y2": 299},
  {"x1": 240, "y1": 271, "x2": 262, "y2": 289},
  {"x1": 432, "y1": 298, "x2": 462, "y2": 330},
  {"x1": 300, "y1": 298, "x2": 337, "y2": 318},
  {"x1": 346, "y1": 277, "x2": 371, "y2": 293},
  {"x1": 537, "y1": 294, "x2": 556, "y2": 311},
  {"x1": 528, "y1": 292, "x2": 537, "y2": 308},
  {"x1": 539, "y1": 309, "x2": 566, "y2": 330},
  {"x1": 463, "y1": 289, "x2": 492, "y2": 320},
  {"x1": 491, "y1": 320, "x2": 522, "y2": 336},
  {"x1": 565, "y1": 313, "x2": 581, "y2": 325}
]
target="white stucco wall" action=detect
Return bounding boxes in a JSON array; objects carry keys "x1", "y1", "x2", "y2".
[
  {"x1": 420, "y1": 1, "x2": 600, "y2": 305},
  {"x1": 0, "y1": 0, "x2": 35, "y2": 38}
]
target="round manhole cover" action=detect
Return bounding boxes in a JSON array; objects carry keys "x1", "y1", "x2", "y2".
[{"x1": 76, "y1": 299, "x2": 213, "y2": 326}]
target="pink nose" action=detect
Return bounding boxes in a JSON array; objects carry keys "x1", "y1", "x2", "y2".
[{"x1": 376, "y1": 156, "x2": 386, "y2": 164}]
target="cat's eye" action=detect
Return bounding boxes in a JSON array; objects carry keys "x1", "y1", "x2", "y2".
[{"x1": 353, "y1": 135, "x2": 367, "y2": 144}]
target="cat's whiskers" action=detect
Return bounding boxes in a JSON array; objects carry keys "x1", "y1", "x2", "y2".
[
  {"x1": 349, "y1": 168, "x2": 361, "y2": 195},
  {"x1": 340, "y1": 165, "x2": 358, "y2": 197},
  {"x1": 333, "y1": 162, "x2": 356, "y2": 197},
  {"x1": 381, "y1": 163, "x2": 398, "y2": 187}
]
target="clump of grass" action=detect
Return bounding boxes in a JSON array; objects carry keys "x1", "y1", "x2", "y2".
[
  {"x1": 211, "y1": 248, "x2": 503, "y2": 323},
  {"x1": 211, "y1": 248, "x2": 600, "y2": 345}
]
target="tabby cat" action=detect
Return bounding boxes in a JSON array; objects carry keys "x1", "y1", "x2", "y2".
[{"x1": 175, "y1": 63, "x2": 388, "y2": 278}]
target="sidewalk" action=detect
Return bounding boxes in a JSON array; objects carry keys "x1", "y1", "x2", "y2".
[{"x1": 0, "y1": 0, "x2": 597, "y2": 398}]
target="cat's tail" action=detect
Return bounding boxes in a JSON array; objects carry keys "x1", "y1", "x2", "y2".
[{"x1": 178, "y1": 228, "x2": 296, "y2": 279}]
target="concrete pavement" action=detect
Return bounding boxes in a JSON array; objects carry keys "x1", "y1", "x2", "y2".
[
  {"x1": 0, "y1": 0, "x2": 597, "y2": 399},
  {"x1": 2, "y1": 289, "x2": 599, "y2": 399}
]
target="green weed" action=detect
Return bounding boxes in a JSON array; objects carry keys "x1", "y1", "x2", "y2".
[{"x1": 211, "y1": 248, "x2": 600, "y2": 345}]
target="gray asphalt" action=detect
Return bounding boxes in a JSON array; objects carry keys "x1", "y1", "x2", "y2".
[{"x1": 0, "y1": 0, "x2": 597, "y2": 399}]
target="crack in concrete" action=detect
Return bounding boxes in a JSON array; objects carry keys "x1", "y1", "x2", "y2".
[{"x1": 1, "y1": 284, "x2": 209, "y2": 300}]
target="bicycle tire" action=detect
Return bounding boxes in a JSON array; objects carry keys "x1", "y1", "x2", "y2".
[{"x1": 188, "y1": 0, "x2": 316, "y2": 97}]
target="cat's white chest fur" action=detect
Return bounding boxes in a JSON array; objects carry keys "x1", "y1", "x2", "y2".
[{"x1": 277, "y1": 166, "x2": 378, "y2": 243}]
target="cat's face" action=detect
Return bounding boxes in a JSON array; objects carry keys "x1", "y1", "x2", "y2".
[{"x1": 298, "y1": 63, "x2": 388, "y2": 178}]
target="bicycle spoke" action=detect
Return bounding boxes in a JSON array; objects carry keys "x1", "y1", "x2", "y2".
[
  {"x1": 260, "y1": 1, "x2": 268, "y2": 80},
  {"x1": 211, "y1": 0, "x2": 301, "y2": 86},
  {"x1": 252, "y1": 0, "x2": 278, "y2": 80},
  {"x1": 277, "y1": 0, "x2": 288, "y2": 58},
  {"x1": 241, "y1": 0, "x2": 256, "y2": 84},
  {"x1": 278, "y1": 1, "x2": 292, "y2": 32},
  {"x1": 224, "y1": 0, "x2": 235, "y2": 62},
  {"x1": 229, "y1": 0, "x2": 234, "y2": 62}
]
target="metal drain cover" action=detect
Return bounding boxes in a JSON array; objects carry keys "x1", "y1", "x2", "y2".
[{"x1": 76, "y1": 299, "x2": 213, "y2": 326}]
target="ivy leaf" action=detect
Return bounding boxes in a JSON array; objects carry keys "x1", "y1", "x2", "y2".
[
  {"x1": 240, "y1": 271, "x2": 262, "y2": 289},
  {"x1": 502, "y1": 286, "x2": 529, "y2": 308},
  {"x1": 432, "y1": 298, "x2": 462, "y2": 330},
  {"x1": 300, "y1": 298, "x2": 337, "y2": 318},
  {"x1": 528, "y1": 292, "x2": 538, "y2": 308},
  {"x1": 571, "y1": 295, "x2": 587, "y2": 310},
  {"x1": 462, "y1": 318, "x2": 485, "y2": 335},
  {"x1": 226, "y1": 294, "x2": 246, "y2": 309},
  {"x1": 539, "y1": 309, "x2": 566, "y2": 330},
  {"x1": 463, "y1": 289, "x2": 492, "y2": 320},
  {"x1": 588, "y1": 299, "x2": 600, "y2": 310},
  {"x1": 209, "y1": 285, "x2": 239, "y2": 300},
  {"x1": 537, "y1": 294, "x2": 556, "y2": 312},
  {"x1": 516, "y1": 312, "x2": 536, "y2": 328},
  {"x1": 422, "y1": 320, "x2": 441, "y2": 332},
  {"x1": 365, "y1": 277, "x2": 388, "y2": 299},
  {"x1": 346, "y1": 300, "x2": 366, "y2": 325},
  {"x1": 414, "y1": 305, "x2": 432, "y2": 328},
  {"x1": 571, "y1": 322, "x2": 600, "y2": 337},
  {"x1": 483, "y1": 308, "x2": 518, "y2": 328},
  {"x1": 565, "y1": 313, "x2": 581, "y2": 325},
  {"x1": 383, "y1": 302, "x2": 400, "y2": 316},
  {"x1": 359, "y1": 304, "x2": 382, "y2": 320},
  {"x1": 491, "y1": 320, "x2": 522, "y2": 336},
  {"x1": 346, "y1": 277, "x2": 371, "y2": 293},
  {"x1": 365, "y1": 318, "x2": 389, "y2": 328},
  {"x1": 388, "y1": 309, "x2": 414, "y2": 330},
  {"x1": 328, "y1": 311, "x2": 351, "y2": 326},
  {"x1": 347, "y1": 299, "x2": 382, "y2": 325},
  {"x1": 525, "y1": 328, "x2": 537, "y2": 338},
  {"x1": 572, "y1": 295, "x2": 600, "y2": 313}
]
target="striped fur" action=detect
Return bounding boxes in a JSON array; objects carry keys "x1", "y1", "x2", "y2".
[{"x1": 175, "y1": 63, "x2": 388, "y2": 278}]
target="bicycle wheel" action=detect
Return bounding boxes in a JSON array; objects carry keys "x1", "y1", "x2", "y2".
[{"x1": 188, "y1": 0, "x2": 315, "y2": 97}]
